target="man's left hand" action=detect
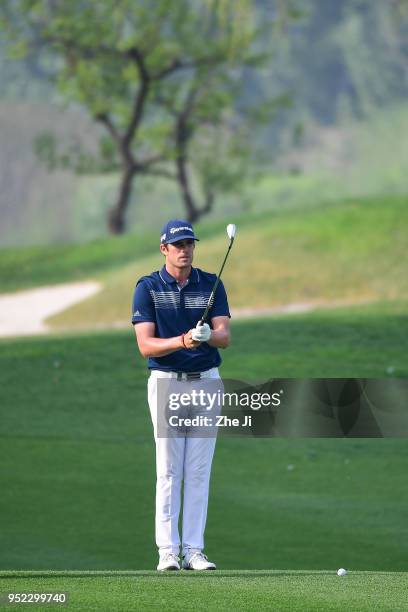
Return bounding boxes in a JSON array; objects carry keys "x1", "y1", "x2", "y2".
[{"x1": 192, "y1": 322, "x2": 212, "y2": 342}]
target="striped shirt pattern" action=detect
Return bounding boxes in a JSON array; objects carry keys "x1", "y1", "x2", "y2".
[
  {"x1": 150, "y1": 290, "x2": 180, "y2": 308},
  {"x1": 149, "y1": 290, "x2": 214, "y2": 309}
]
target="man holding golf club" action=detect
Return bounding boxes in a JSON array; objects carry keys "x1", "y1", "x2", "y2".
[{"x1": 132, "y1": 219, "x2": 234, "y2": 571}]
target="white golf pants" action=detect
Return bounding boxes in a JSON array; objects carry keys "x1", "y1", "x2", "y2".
[{"x1": 147, "y1": 368, "x2": 221, "y2": 556}]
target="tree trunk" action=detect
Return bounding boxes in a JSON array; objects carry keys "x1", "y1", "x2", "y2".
[
  {"x1": 176, "y1": 154, "x2": 198, "y2": 222},
  {"x1": 174, "y1": 88, "x2": 214, "y2": 224},
  {"x1": 108, "y1": 165, "x2": 135, "y2": 234},
  {"x1": 176, "y1": 154, "x2": 214, "y2": 223}
]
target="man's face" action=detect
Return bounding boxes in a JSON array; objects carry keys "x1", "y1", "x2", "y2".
[{"x1": 161, "y1": 239, "x2": 195, "y2": 268}]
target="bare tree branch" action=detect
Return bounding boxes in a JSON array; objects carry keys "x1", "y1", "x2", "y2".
[
  {"x1": 201, "y1": 189, "x2": 215, "y2": 215},
  {"x1": 173, "y1": 85, "x2": 200, "y2": 221},
  {"x1": 95, "y1": 113, "x2": 122, "y2": 148},
  {"x1": 152, "y1": 54, "x2": 224, "y2": 80},
  {"x1": 124, "y1": 47, "x2": 151, "y2": 147}
]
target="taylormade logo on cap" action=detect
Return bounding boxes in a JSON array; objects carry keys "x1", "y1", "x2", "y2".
[
  {"x1": 160, "y1": 219, "x2": 200, "y2": 244},
  {"x1": 170, "y1": 226, "x2": 193, "y2": 234}
]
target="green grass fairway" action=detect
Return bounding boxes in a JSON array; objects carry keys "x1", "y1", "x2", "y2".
[
  {"x1": 0, "y1": 571, "x2": 407, "y2": 611},
  {"x1": 1, "y1": 306, "x2": 408, "y2": 576}
]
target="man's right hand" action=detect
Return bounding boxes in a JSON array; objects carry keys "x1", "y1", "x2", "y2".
[{"x1": 182, "y1": 329, "x2": 202, "y2": 349}]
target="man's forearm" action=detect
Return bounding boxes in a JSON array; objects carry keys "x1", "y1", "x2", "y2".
[
  {"x1": 208, "y1": 328, "x2": 230, "y2": 349},
  {"x1": 139, "y1": 335, "x2": 184, "y2": 358}
]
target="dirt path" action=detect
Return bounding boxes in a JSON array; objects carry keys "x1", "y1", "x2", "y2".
[
  {"x1": 0, "y1": 281, "x2": 101, "y2": 338},
  {"x1": 231, "y1": 297, "x2": 372, "y2": 319}
]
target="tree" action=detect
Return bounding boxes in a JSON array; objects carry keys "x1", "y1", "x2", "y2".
[
  {"x1": 0, "y1": 0, "x2": 274, "y2": 233},
  {"x1": 153, "y1": 62, "x2": 274, "y2": 222}
]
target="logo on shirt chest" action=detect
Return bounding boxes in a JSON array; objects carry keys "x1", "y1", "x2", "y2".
[
  {"x1": 149, "y1": 290, "x2": 213, "y2": 309},
  {"x1": 184, "y1": 293, "x2": 214, "y2": 308}
]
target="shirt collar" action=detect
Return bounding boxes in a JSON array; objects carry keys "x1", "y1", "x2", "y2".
[{"x1": 160, "y1": 266, "x2": 199, "y2": 285}]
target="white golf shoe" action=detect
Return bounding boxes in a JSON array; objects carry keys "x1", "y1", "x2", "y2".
[
  {"x1": 182, "y1": 551, "x2": 216, "y2": 570},
  {"x1": 157, "y1": 552, "x2": 180, "y2": 571}
]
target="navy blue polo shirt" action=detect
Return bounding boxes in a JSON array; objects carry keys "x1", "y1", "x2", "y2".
[{"x1": 131, "y1": 266, "x2": 230, "y2": 372}]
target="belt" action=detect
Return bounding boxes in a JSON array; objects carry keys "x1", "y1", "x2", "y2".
[
  {"x1": 177, "y1": 371, "x2": 201, "y2": 381},
  {"x1": 151, "y1": 368, "x2": 218, "y2": 381}
]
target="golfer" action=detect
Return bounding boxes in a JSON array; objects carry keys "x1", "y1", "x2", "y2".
[{"x1": 132, "y1": 219, "x2": 230, "y2": 571}]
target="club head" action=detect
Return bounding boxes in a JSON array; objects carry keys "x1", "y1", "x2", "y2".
[{"x1": 227, "y1": 224, "x2": 236, "y2": 241}]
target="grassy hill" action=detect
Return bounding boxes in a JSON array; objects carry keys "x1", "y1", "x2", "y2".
[
  {"x1": 0, "y1": 229, "x2": 157, "y2": 293},
  {"x1": 0, "y1": 217, "x2": 241, "y2": 293},
  {"x1": 1, "y1": 195, "x2": 406, "y2": 332},
  {"x1": 39, "y1": 195, "x2": 407, "y2": 331}
]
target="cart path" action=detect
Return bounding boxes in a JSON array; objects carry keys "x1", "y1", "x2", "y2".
[
  {"x1": 0, "y1": 281, "x2": 101, "y2": 337},
  {"x1": 231, "y1": 297, "x2": 372, "y2": 319}
]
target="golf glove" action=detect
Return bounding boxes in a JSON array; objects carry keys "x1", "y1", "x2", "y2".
[{"x1": 191, "y1": 322, "x2": 211, "y2": 342}]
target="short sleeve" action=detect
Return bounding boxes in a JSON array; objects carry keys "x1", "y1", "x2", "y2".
[
  {"x1": 131, "y1": 279, "x2": 156, "y2": 324},
  {"x1": 209, "y1": 280, "x2": 231, "y2": 319}
]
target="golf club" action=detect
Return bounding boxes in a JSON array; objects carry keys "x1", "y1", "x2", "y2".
[{"x1": 199, "y1": 223, "x2": 236, "y2": 325}]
